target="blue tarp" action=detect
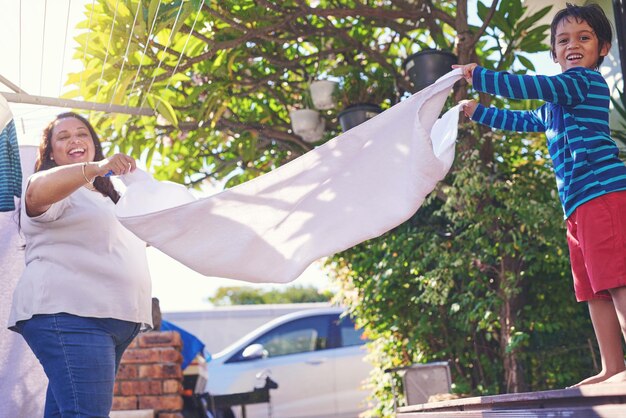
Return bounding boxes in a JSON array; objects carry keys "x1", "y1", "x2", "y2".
[{"x1": 161, "y1": 319, "x2": 206, "y2": 369}]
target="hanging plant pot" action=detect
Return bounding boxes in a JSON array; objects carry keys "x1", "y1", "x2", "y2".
[
  {"x1": 309, "y1": 80, "x2": 338, "y2": 110},
  {"x1": 290, "y1": 109, "x2": 325, "y2": 143},
  {"x1": 403, "y1": 50, "x2": 457, "y2": 93},
  {"x1": 337, "y1": 103, "x2": 382, "y2": 132}
]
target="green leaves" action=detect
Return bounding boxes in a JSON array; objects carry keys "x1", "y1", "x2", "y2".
[
  {"x1": 146, "y1": 94, "x2": 178, "y2": 126},
  {"x1": 209, "y1": 285, "x2": 333, "y2": 306},
  {"x1": 477, "y1": 0, "x2": 552, "y2": 71},
  {"x1": 330, "y1": 128, "x2": 594, "y2": 406}
]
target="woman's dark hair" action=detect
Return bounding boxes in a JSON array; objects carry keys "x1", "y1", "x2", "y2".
[
  {"x1": 36, "y1": 112, "x2": 120, "y2": 203},
  {"x1": 550, "y1": 3, "x2": 613, "y2": 69}
]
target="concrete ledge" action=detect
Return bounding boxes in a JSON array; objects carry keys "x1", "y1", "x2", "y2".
[
  {"x1": 110, "y1": 410, "x2": 154, "y2": 418},
  {"x1": 398, "y1": 404, "x2": 626, "y2": 417},
  {"x1": 398, "y1": 382, "x2": 626, "y2": 417}
]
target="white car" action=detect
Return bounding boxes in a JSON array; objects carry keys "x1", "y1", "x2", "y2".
[{"x1": 203, "y1": 307, "x2": 371, "y2": 418}]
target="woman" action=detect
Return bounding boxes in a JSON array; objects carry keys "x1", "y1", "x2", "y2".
[{"x1": 8, "y1": 112, "x2": 152, "y2": 417}]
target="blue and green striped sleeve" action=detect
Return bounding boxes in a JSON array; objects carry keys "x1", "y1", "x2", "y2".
[
  {"x1": 471, "y1": 104, "x2": 546, "y2": 133},
  {"x1": 472, "y1": 66, "x2": 590, "y2": 106}
]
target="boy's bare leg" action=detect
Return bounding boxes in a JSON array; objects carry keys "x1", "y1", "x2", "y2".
[
  {"x1": 602, "y1": 287, "x2": 626, "y2": 383},
  {"x1": 571, "y1": 298, "x2": 625, "y2": 386}
]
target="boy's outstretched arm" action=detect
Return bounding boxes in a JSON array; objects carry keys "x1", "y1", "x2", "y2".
[
  {"x1": 471, "y1": 65, "x2": 591, "y2": 106},
  {"x1": 457, "y1": 93, "x2": 545, "y2": 133},
  {"x1": 453, "y1": 63, "x2": 547, "y2": 133}
]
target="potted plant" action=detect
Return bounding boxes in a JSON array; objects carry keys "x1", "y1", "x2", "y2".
[
  {"x1": 335, "y1": 68, "x2": 396, "y2": 132},
  {"x1": 290, "y1": 109, "x2": 325, "y2": 143},
  {"x1": 403, "y1": 49, "x2": 457, "y2": 93},
  {"x1": 309, "y1": 79, "x2": 339, "y2": 110},
  {"x1": 290, "y1": 89, "x2": 325, "y2": 143}
]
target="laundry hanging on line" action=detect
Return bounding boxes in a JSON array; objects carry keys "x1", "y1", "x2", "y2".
[
  {"x1": 115, "y1": 69, "x2": 464, "y2": 283},
  {"x1": 0, "y1": 95, "x2": 22, "y2": 212}
]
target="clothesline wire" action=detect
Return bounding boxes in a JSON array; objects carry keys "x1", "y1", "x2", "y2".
[
  {"x1": 109, "y1": 0, "x2": 143, "y2": 108},
  {"x1": 7, "y1": 0, "x2": 189, "y2": 118},
  {"x1": 94, "y1": 0, "x2": 121, "y2": 103},
  {"x1": 128, "y1": 0, "x2": 163, "y2": 106},
  {"x1": 140, "y1": 0, "x2": 186, "y2": 108},
  {"x1": 59, "y1": 0, "x2": 73, "y2": 97},
  {"x1": 164, "y1": 0, "x2": 206, "y2": 93},
  {"x1": 39, "y1": 0, "x2": 47, "y2": 96},
  {"x1": 79, "y1": 0, "x2": 96, "y2": 88}
]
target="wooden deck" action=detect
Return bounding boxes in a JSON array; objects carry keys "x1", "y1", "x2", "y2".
[{"x1": 397, "y1": 383, "x2": 626, "y2": 417}]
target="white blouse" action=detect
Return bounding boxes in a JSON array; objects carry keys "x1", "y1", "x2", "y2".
[{"x1": 8, "y1": 183, "x2": 152, "y2": 329}]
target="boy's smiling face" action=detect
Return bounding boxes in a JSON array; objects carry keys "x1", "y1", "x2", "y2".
[{"x1": 553, "y1": 17, "x2": 610, "y2": 72}]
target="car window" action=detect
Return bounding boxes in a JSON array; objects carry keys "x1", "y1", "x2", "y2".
[
  {"x1": 337, "y1": 316, "x2": 366, "y2": 347},
  {"x1": 254, "y1": 315, "x2": 332, "y2": 358}
]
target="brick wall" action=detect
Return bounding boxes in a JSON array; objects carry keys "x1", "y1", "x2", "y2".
[{"x1": 112, "y1": 331, "x2": 184, "y2": 418}]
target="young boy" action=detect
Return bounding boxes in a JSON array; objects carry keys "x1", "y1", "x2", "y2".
[{"x1": 454, "y1": 3, "x2": 626, "y2": 386}]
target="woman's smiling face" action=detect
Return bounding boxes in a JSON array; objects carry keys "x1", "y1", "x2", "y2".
[
  {"x1": 49, "y1": 117, "x2": 96, "y2": 166},
  {"x1": 553, "y1": 17, "x2": 609, "y2": 71}
]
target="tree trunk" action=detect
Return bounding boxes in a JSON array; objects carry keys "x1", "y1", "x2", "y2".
[
  {"x1": 454, "y1": 0, "x2": 471, "y2": 104},
  {"x1": 499, "y1": 257, "x2": 528, "y2": 393}
]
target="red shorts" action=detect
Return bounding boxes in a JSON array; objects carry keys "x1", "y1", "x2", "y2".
[{"x1": 567, "y1": 190, "x2": 626, "y2": 302}]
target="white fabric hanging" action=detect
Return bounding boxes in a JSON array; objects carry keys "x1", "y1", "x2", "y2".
[
  {"x1": 116, "y1": 70, "x2": 463, "y2": 283},
  {"x1": 0, "y1": 94, "x2": 23, "y2": 212},
  {"x1": 0, "y1": 145, "x2": 47, "y2": 418}
]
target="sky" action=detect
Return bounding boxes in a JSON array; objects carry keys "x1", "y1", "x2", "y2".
[{"x1": 0, "y1": 0, "x2": 563, "y2": 312}]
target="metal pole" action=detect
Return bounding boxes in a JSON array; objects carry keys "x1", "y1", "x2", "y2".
[
  {"x1": 0, "y1": 74, "x2": 27, "y2": 94},
  {"x1": 0, "y1": 92, "x2": 154, "y2": 117},
  {"x1": 614, "y1": 0, "x2": 626, "y2": 84}
]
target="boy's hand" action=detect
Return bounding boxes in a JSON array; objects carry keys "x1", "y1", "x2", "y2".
[
  {"x1": 458, "y1": 99, "x2": 478, "y2": 119},
  {"x1": 452, "y1": 63, "x2": 478, "y2": 83}
]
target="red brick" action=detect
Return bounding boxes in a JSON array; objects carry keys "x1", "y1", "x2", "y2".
[
  {"x1": 126, "y1": 337, "x2": 140, "y2": 349},
  {"x1": 139, "y1": 395, "x2": 184, "y2": 410},
  {"x1": 123, "y1": 348, "x2": 162, "y2": 364},
  {"x1": 160, "y1": 348, "x2": 183, "y2": 364},
  {"x1": 163, "y1": 379, "x2": 182, "y2": 394},
  {"x1": 111, "y1": 395, "x2": 138, "y2": 410},
  {"x1": 120, "y1": 380, "x2": 163, "y2": 396},
  {"x1": 113, "y1": 381, "x2": 121, "y2": 396},
  {"x1": 158, "y1": 413, "x2": 184, "y2": 418},
  {"x1": 139, "y1": 364, "x2": 182, "y2": 379},
  {"x1": 138, "y1": 332, "x2": 182, "y2": 348},
  {"x1": 117, "y1": 364, "x2": 139, "y2": 379}
]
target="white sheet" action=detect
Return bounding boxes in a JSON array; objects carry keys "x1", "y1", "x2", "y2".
[
  {"x1": 116, "y1": 70, "x2": 463, "y2": 283},
  {"x1": 0, "y1": 145, "x2": 47, "y2": 418}
]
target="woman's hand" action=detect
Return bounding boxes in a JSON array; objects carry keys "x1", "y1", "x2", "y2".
[
  {"x1": 452, "y1": 63, "x2": 478, "y2": 84},
  {"x1": 458, "y1": 99, "x2": 478, "y2": 119},
  {"x1": 94, "y1": 153, "x2": 136, "y2": 177}
]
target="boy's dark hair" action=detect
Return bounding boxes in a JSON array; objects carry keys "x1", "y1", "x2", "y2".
[{"x1": 550, "y1": 3, "x2": 613, "y2": 69}]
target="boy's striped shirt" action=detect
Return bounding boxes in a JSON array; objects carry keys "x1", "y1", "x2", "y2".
[{"x1": 471, "y1": 65, "x2": 626, "y2": 218}]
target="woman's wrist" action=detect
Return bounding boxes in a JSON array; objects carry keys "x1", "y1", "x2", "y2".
[{"x1": 81, "y1": 162, "x2": 98, "y2": 184}]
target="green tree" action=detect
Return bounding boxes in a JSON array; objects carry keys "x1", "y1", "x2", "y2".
[
  {"x1": 68, "y1": 1, "x2": 598, "y2": 415},
  {"x1": 330, "y1": 129, "x2": 594, "y2": 414},
  {"x1": 67, "y1": 0, "x2": 546, "y2": 185},
  {"x1": 209, "y1": 285, "x2": 333, "y2": 306}
]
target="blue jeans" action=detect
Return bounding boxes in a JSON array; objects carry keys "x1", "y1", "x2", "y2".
[{"x1": 16, "y1": 313, "x2": 140, "y2": 418}]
